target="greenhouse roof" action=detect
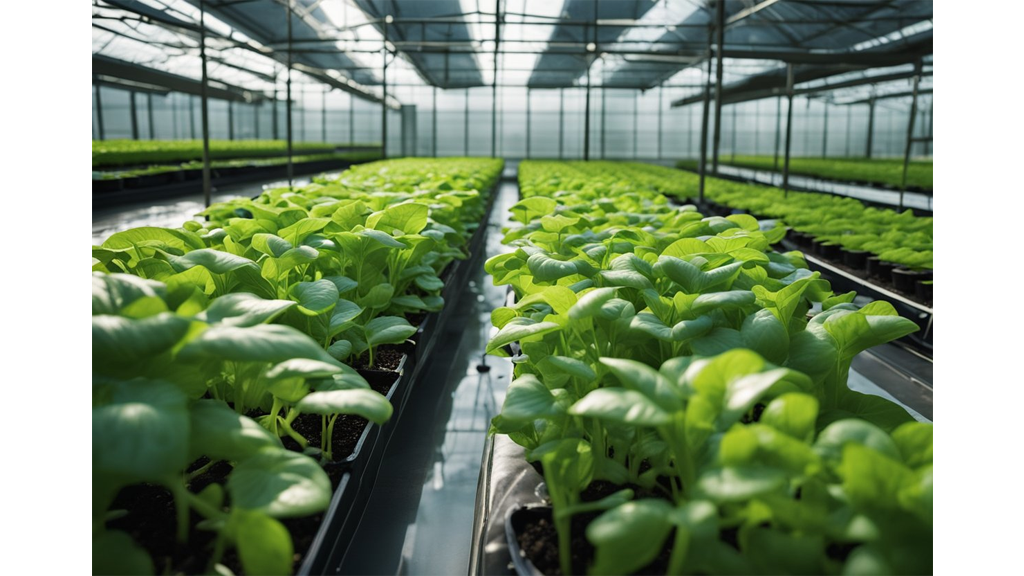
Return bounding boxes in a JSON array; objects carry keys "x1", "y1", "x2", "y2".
[{"x1": 92, "y1": 0, "x2": 933, "y2": 105}]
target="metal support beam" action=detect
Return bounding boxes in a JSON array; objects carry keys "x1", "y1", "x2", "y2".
[
  {"x1": 865, "y1": 98, "x2": 876, "y2": 158},
  {"x1": 526, "y1": 88, "x2": 531, "y2": 158},
  {"x1": 129, "y1": 91, "x2": 139, "y2": 140},
  {"x1": 773, "y1": 95, "x2": 781, "y2": 170},
  {"x1": 382, "y1": 17, "x2": 388, "y2": 159},
  {"x1": 286, "y1": 0, "x2": 294, "y2": 185},
  {"x1": 754, "y1": 100, "x2": 760, "y2": 155},
  {"x1": 657, "y1": 86, "x2": 663, "y2": 160},
  {"x1": 584, "y1": 50, "x2": 591, "y2": 161},
  {"x1": 322, "y1": 87, "x2": 327, "y2": 143},
  {"x1": 601, "y1": 85, "x2": 606, "y2": 159},
  {"x1": 634, "y1": 90, "x2": 639, "y2": 159},
  {"x1": 172, "y1": 96, "x2": 179, "y2": 139},
  {"x1": 730, "y1": 103, "x2": 736, "y2": 161},
  {"x1": 464, "y1": 88, "x2": 469, "y2": 156},
  {"x1": 147, "y1": 93, "x2": 155, "y2": 139},
  {"x1": 845, "y1": 105, "x2": 851, "y2": 157},
  {"x1": 272, "y1": 79, "x2": 279, "y2": 140},
  {"x1": 189, "y1": 95, "x2": 196, "y2": 139},
  {"x1": 300, "y1": 90, "x2": 305, "y2": 142},
  {"x1": 697, "y1": 21, "x2": 713, "y2": 203},
  {"x1": 899, "y1": 60, "x2": 923, "y2": 211},
  {"x1": 782, "y1": 64, "x2": 794, "y2": 197},
  {"x1": 228, "y1": 100, "x2": 234, "y2": 140},
  {"x1": 94, "y1": 79, "x2": 106, "y2": 140},
  {"x1": 711, "y1": 0, "x2": 725, "y2": 172},
  {"x1": 199, "y1": 0, "x2": 211, "y2": 208},
  {"x1": 822, "y1": 99, "x2": 828, "y2": 157},
  {"x1": 926, "y1": 99, "x2": 933, "y2": 156},
  {"x1": 254, "y1": 100, "x2": 260, "y2": 139},
  {"x1": 349, "y1": 93, "x2": 355, "y2": 145},
  {"x1": 432, "y1": 87, "x2": 438, "y2": 157},
  {"x1": 492, "y1": 0, "x2": 500, "y2": 158},
  {"x1": 559, "y1": 87, "x2": 564, "y2": 159}
]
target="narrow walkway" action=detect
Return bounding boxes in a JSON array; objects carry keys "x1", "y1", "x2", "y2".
[{"x1": 334, "y1": 178, "x2": 518, "y2": 575}]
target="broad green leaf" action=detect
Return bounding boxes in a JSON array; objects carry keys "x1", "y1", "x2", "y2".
[
  {"x1": 329, "y1": 299, "x2": 364, "y2": 336},
  {"x1": 815, "y1": 419, "x2": 901, "y2": 464},
  {"x1": 696, "y1": 466, "x2": 786, "y2": 503},
  {"x1": 587, "y1": 500, "x2": 674, "y2": 576},
  {"x1": 510, "y1": 196, "x2": 558, "y2": 224},
  {"x1": 366, "y1": 201, "x2": 429, "y2": 234},
  {"x1": 93, "y1": 531, "x2": 154, "y2": 576},
  {"x1": 102, "y1": 226, "x2": 204, "y2": 252},
  {"x1": 92, "y1": 273, "x2": 167, "y2": 316},
  {"x1": 365, "y1": 316, "x2": 417, "y2": 346},
  {"x1": 761, "y1": 393, "x2": 819, "y2": 442},
  {"x1": 493, "y1": 374, "x2": 564, "y2": 426},
  {"x1": 891, "y1": 422, "x2": 933, "y2": 468},
  {"x1": 360, "y1": 228, "x2": 407, "y2": 248},
  {"x1": 289, "y1": 280, "x2": 340, "y2": 316},
  {"x1": 178, "y1": 324, "x2": 340, "y2": 365},
  {"x1": 189, "y1": 399, "x2": 282, "y2": 461},
  {"x1": 692, "y1": 290, "x2": 756, "y2": 314},
  {"x1": 838, "y1": 443, "x2": 915, "y2": 511},
  {"x1": 228, "y1": 449, "x2": 331, "y2": 517},
  {"x1": 251, "y1": 233, "x2": 293, "y2": 258},
  {"x1": 166, "y1": 248, "x2": 258, "y2": 275},
  {"x1": 233, "y1": 509, "x2": 294, "y2": 576},
  {"x1": 655, "y1": 256, "x2": 742, "y2": 293},
  {"x1": 265, "y1": 358, "x2": 344, "y2": 381},
  {"x1": 296, "y1": 389, "x2": 393, "y2": 423},
  {"x1": 93, "y1": 378, "x2": 188, "y2": 483},
  {"x1": 486, "y1": 319, "x2": 562, "y2": 355},
  {"x1": 198, "y1": 293, "x2": 296, "y2": 327},
  {"x1": 570, "y1": 388, "x2": 670, "y2": 426},
  {"x1": 599, "y1": 357, "x2": 683, "y2": 410},
  {"x1": 92, "y1": 313, "x2": 191, "y2": 364},
  {"x1": 567, "y1": 287, "x2": 618, "y2": 320},
  {"x1": 740, "y1": 309, "x2": 790, "y2": 364}
]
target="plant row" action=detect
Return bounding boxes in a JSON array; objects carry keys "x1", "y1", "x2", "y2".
[
  {"x1": 92, "y1": 139, "x2": 380, "y2": 169},
  {"x1": 93, "y1": 151, "x2": 383, "y2": 182},
  {"x1": 677, "y1": 156, "x2": 933, "y2": 192},
  {"x1": 486, "y1": 160, "x2": 931, "y2": 575},
  {"x1": 92, "y1": 157, "x2": 503, "y2": 575}
]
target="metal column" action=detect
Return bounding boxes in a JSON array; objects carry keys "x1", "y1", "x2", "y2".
[
  {"x1": 322, "y1": 87, "x2": 327, "y2": 143},
  {"x1": 526, "y1": 88, "x2": 531, "y2": 158},
  {"x1": 492, "y1": 1, "x2": 500, "y2": 158},
  {"x1": 228, "y1": 100, "x2": 234, "y2": 140},
  {"x1": 254, "y1": 100, "x2": 260, "y2": 139},
  {"x1": 782, "y1": 64, "x2": 795, "y2": 197},
  {"x1": 147, "y1": 93, "x2": 155, "y2": 139},
  {"x1": 189, "y1": 95, "x2": 196, "y2": 139},
  {"x1": 754, "y1": 99, "x2": 760, "y2": 155},
  {"x1": 129, "y1": 91, "x2": 139, "y2": 140},
  {"x1": 94, "y1": 80, "x2": 105, "y2": 140},
  {"x1": 865, "y1": 97, "x2": 876, "y2": 158},
  {"x1": 272, "y1": 79, "x2": 279, "y2": 140},
  {"x1": 821, "y1": 99, "x2": 829, "y2": 157},
  {"x1": 657, "y1": 86, "x2": 663, "y2": 160},
  {"x1": 773, "y1": 95, "x2": 781, "y2": 170},
  {"x1": 899, "y1": 60, "x2": 923, "y2": 211},
  {"x1": 349, "y1": 94, "x2": 355, "y2": 145},
  {"x1": 432, "y1": 87, "x2": 438, "y2": 157},
  {"x1": 199, "y1": 0, "x2": 212, "y2": 207},
  {"x1": 584, "y1": 46, "x2": 591, "y2": 161},
  {"x1": 382, "y1": 16, "x2": 389, "y2": 159},
  {"x1": 730, "y1": 103, "x2": 736, "y2": 161},
  {"x1": 286, "y1": 0, "x2": 294, "y2": 185},
  {"x1": 559, "y1": 88, "x2": 565, "y2": 159},
  {"x1": 600, "y1": 86, "x2": 606, "y2": 159},
  {"x1": 464, "y1": 88, "x2": 469, "y2": 156},
  {"x1": 845, "y1": 105, "x2": 851, "y2": 157},
  {"x1": 710, "y1": 0, "x2": 725, "y2": 173},
  {"x1": 633, "y1": 90, "x2": 639, "y2": 159},
  {"x1": 697, "y1": 20, "x2": 713, "y2": 203}
]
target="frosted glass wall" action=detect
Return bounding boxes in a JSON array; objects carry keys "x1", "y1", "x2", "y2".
[{"x1": 93, "y1": 83, "x2": 932, "y2": 160}]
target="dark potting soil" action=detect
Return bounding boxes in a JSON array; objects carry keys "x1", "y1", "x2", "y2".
[
  {"x1": 107, "y1": 371, "x2": 397, "y2": 575},
  {"x1": 517, "y1": 479, "x2": 675, "y2": 575},
  {"x1": 740, "y1": 402, "x2": 767, "y2": 424},
  {"x1": 350, "y1": 342, "x2": 412, "y2": 372}
]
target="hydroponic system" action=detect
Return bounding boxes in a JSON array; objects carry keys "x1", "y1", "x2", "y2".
[{"x1": 92, "y1": 1, "x2": 934, "y2": 575}]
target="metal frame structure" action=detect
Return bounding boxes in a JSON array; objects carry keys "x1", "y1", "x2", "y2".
[{"x1": 93, "y1": 0, "x2": 933, "y2": 202}]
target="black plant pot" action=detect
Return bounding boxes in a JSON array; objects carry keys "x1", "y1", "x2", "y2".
[
  {"x1": 817, "y1": 242, "x2": 841, "y2": 261},
  {"x1": 92, "y1": 178, "x2": 124, "y2": 194},
  {"x1": 867, "y1": 256, "x2": 895, "y2": 281},
  {"x1": 916, "y1": 280, "x2": 933, "y2": 303},
  {"x1": 892, "y1": 267, "x2": 933, "y2": 293},
  {"x1": 843, "y1": 249, "x2": 869, "y2": 270},
  {"x1": 505, "y1": 506, "x2": 550, "y2": 576}
]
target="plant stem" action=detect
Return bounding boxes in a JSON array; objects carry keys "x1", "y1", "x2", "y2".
[
  {"x1": 186, "y1": 460, "x2": 218, "y2": 483},
  {"x1": 666, "y1": 526, "x2": 690, "y2": 575},
  {"x1": 326, "y1": 414, "x2": 339, "y2": 461},
  {"x1": 279, "y1": 415, "x2": 308, "y2": 448},
  {"x1": 170, "y1": 481, "x2": 191, "y2": 543}
]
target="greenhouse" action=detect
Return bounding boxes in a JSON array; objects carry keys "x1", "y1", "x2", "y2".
[{"x1": 90, "y1": 1, "x2": 937, "y2": 575}]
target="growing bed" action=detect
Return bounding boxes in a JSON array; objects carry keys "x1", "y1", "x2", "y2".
[
  {"x1": 477, "y1": 160, "x2": 932, "y2": 576},
  {"x1": 92, "y1": 157, "x2": 503, "y2": 575}
]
